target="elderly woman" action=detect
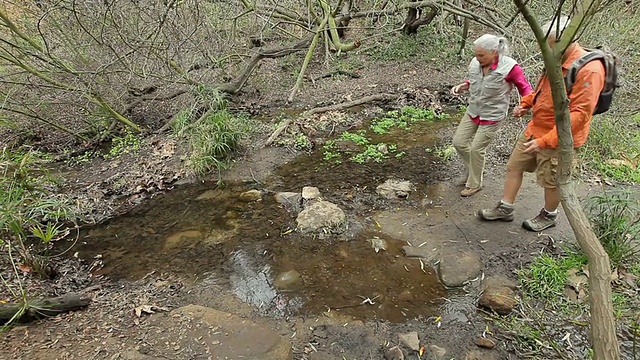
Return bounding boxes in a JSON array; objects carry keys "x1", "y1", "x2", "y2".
[{"x1": 451, "y1": 34, "x2": 532, "y2": 197}]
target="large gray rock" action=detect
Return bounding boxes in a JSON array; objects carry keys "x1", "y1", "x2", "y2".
[
  {"x1": 438, "y1": 250, "x2": 482, "y2": 287},
  {"x1": 296, "y1": 201, "x2": 345, "y2": 233},
  {"x1": 172, "y1": 305, "x2": 293, "y2": 360}
]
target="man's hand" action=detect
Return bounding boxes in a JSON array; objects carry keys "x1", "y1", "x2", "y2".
[
  {"x1": 512, "y1": 105, "x2": 530, "y2": 117},
  {"x1": 523, "y1": 139, "x2": 541, "y2": 154},
  {"x1": 450, "y1": 82, "x2": 469, "y2": 95}
]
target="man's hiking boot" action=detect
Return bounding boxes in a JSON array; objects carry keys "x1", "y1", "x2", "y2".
[
  {"x1": 522, "y1": 208, "x2": 558, "y2": 232},
  {"x1": 478, "y1": 201, "x2": 515, "y2": 222}
]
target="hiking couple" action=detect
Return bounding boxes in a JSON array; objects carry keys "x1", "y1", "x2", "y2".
[{"x1": 450, "y1": 16, "x2": 609, "y2": 232}]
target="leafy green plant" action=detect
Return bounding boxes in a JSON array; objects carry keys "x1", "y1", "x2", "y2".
[
  {"x1": 350, "y1": 144, "x2": 389, "y2": 164},
  {"x1": 340, "y1": 130, "x2": 369, "y2": 145},
  {"x1": 322, "y1": 142, "x2": 342, "y2": 164},
  {"x1": 66, "y1": 150, "x2": 99, "y2": 166},
  {"x1": 0, "y1": 147, "x2": 77, "y2": 278},
  {"x1": 322, "y1": 132, "x2": 401, "y2": 164},
  {"x1": 104, "y1": 131, "x2": 141, "y2": 159},
  {"x1": 370, "y1": 106, "x2": 448, "y2": 134},
  {"x1": 425, "y1": 145, "x2": 456, "y2": 161},
  {"x1": 584, "y1": 190, "x2": 640, "y2": 268}
]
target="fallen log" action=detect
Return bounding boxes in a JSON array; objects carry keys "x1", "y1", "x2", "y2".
[
  {"x1": 305, "y1": 93, "x2": 399, "y2": 115},
  {"x1": 0, "y1": 292, "x2": 91, "y2": 324},
  {"x1": 264, "y1": 93, "x2": 399, "y2": 147}
]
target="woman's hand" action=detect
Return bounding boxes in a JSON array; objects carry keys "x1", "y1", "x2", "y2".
[
  {"x1": 450, "y1": 82, "x2": 469, "y2": 95},
  {"x1": 512, "y1": 105, "x2": 530, "y2": 117}
]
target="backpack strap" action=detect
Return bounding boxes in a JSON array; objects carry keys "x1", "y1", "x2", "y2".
[{"x1": 564, "y1": 50, "x2": 606, "y2": 94}]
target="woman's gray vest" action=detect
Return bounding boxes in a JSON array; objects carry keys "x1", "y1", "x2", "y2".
[{"x1": 466, "y1": 55, "x2": 517, "y2": 121}]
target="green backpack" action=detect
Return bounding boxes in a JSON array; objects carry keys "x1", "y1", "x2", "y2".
[{"x1": 564, "y1": 47, "x2": 621, "y2": 115}]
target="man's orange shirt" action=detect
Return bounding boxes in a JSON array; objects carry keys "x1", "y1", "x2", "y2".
[{"x1": 520, "y1": 45, "x2": 605, "y2": 149}]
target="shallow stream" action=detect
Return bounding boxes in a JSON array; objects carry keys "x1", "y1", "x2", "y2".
[{"x1": 69, "y1": 115, "x2": 460, "y2": 322}]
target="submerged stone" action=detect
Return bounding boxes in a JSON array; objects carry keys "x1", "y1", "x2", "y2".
[
  {"x1": 195, "y1": 189, "x2": 224, "y2": 201},
  {"x1": 239, "y1": 189, "x2": 262, "y2": 202},
  {"x1": 163, "y1": 230, "x2": 203, "y2": 251},
  {"x1": 274, "y1": 192, "x2": 302, "y2": 213},
  {"x1": 274, "y1": 270, "x2": 301, "y2": 288}
]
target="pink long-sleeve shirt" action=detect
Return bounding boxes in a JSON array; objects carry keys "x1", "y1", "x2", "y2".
[{"x1": 465, "y1": 61, "x2": 532, "y2": 125}]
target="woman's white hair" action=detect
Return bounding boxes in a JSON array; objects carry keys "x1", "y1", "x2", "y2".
[
  {"x1": 473, "y1": 34, "x2": 509, "y2": 55},
  {"x1": 543, "y1": 15, "x2": 570, "y2": 40}
]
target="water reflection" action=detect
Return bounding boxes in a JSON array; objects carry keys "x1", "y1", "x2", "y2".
[{"x1": 229, "y1": 249, "x2": 303, "y2": 317}]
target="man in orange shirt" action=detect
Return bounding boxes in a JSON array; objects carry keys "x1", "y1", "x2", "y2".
[{"x1": 478, "y1": 16, "x2": 606, "y2": 232}]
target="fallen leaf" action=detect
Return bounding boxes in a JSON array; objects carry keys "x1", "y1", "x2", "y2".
[
  {"x1": 582, "y1": 265, "x2": 590, "y2": 278},
  {"x1": 17, "y1": 263, "x2": 32, "y2": 274},
  {"x1": 606, "y1": 159, "x2": 635, "y2": 168},
  {"x1": 610, "y1": 268, "x2": 619, "y2": 281},
  {"x1": 567, "y1": 268, "x2": 588, "y2": 291},
  {"x1": 134, "y1": 305, "x2": 168, "y2": 318},
  {"x1": 578, "y1": 288, "x2": 587, "y2": 303}
]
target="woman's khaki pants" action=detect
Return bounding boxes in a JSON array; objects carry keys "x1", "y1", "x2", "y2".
[{"x1": 452, "y1": 113, "x2": 500, "y2": 189}]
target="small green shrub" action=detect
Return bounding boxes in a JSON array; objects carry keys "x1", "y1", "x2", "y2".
[
  {"x1": 425, "y1": 145, "x2": 456, "y2": 161},
  {"x1": 518, "y1": 252, "x2": 587, "y2": 301},
  {"x1": 581, "y1": 115, "x2": 640, "y2": 183},
  {"x1": 171, "y1": 86, "x2": 248, "y2": 175},
  {"x1": 187, "y1": 110, "x2": 247, "y2": 175},
  {"x1": 584, "y1": 190, "x2": 640, "y2": 268}
]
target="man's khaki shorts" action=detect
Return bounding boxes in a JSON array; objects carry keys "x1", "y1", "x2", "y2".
[{"x1": 506, "y1": 134, "x2": 578, "y2": 188}]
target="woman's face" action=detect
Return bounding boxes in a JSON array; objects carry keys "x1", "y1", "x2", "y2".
[{"x1": 475, "y1": 47, "x2": 498, "y2": 67}]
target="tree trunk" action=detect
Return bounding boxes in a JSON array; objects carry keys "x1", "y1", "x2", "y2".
[
  {"x1": 1, "y1": 293, "x2": 91, "y2": 324},
  {"x1": 403, "y1": 7, "x2": 438, "y2": 35},
  {"x1": 559, "y1": 184, "x2": 621, "y2": 359},
  {"x1": 514, "y1": 1, "x2": 620, "y2": 358},
  {"x1": 457, "y1": 17, "x2": 470, "y2": 59}
]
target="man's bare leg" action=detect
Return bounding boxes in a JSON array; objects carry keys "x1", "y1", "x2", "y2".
[
  {"x1": 502, "y1": 169, "x2": 524, "y2": 205},
  {"x1": 544, "y1": 186, "x2": 561, "y2": 212}
]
